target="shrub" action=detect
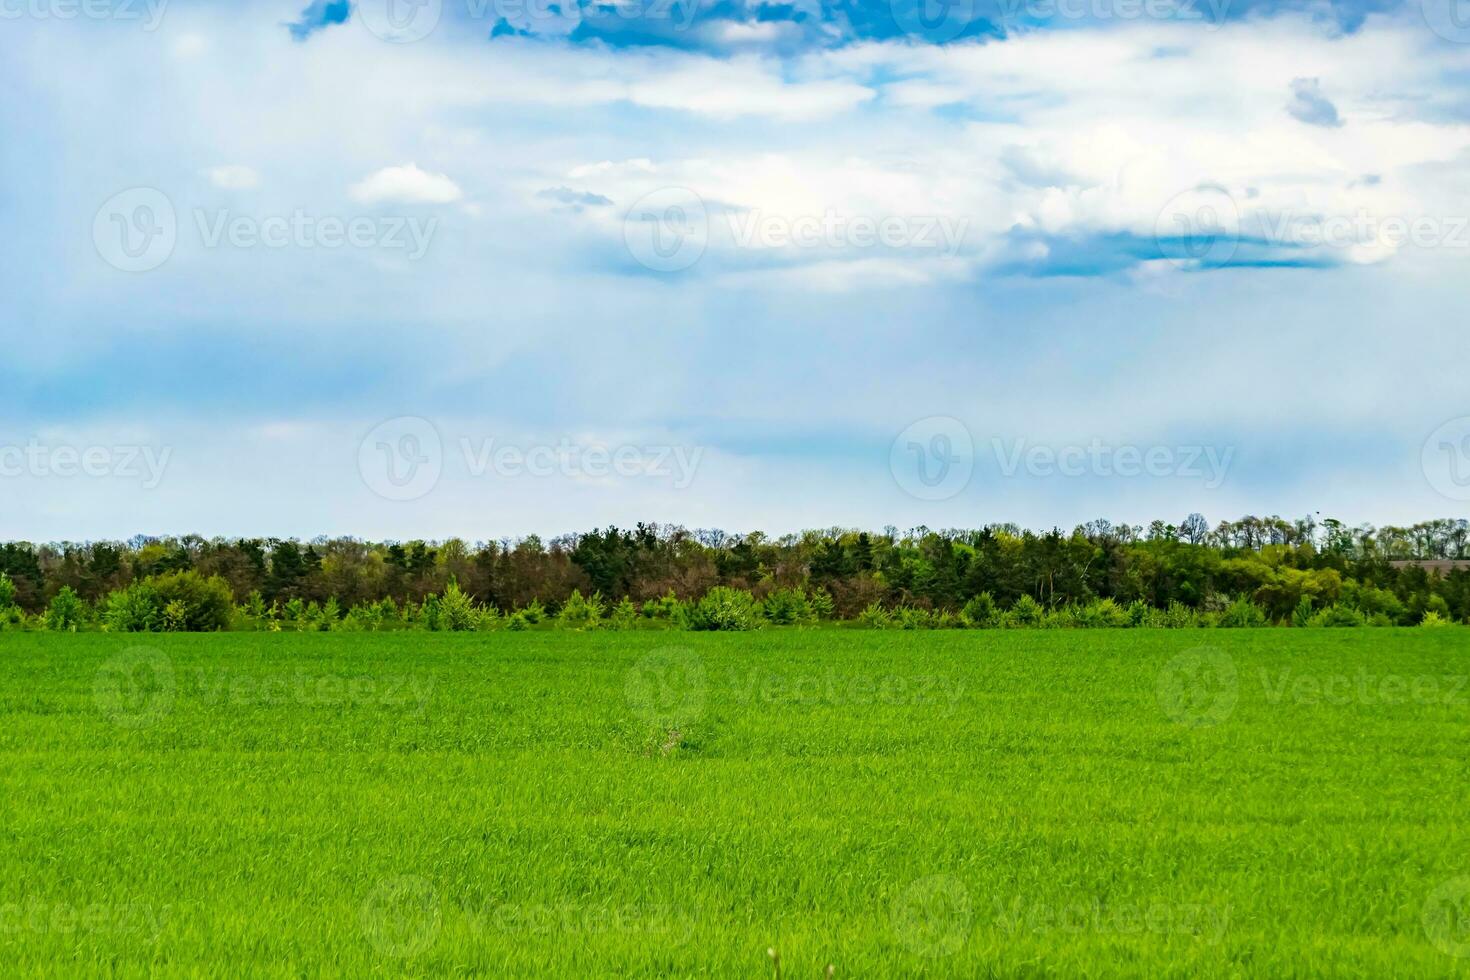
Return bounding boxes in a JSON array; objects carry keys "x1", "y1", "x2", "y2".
[
  {"x1": 0, "y1": 571, "x2": 15, "y2": 611},
  {"x1": 1291, "y1": 596, "x2": 1314, "y2": 628},
  {"x1": 1307, "y1": 604, "x2": 1367, "y2": 628},
  {"x1": 520, "y1": 599, "x2": 547, "y2": 625},
  {"x1": 440, "y1": 580, "x2": 480, "y2": 632},
  {"x1": 419, "y1": 594, "x2": 443, "y2": 631},
  {"x1": 763, "y1": 588, "x2": 814, "y2": 626},
  {"x1": 896, "y1": 606, "x2": 939, "y2": 630},
  {"x1": 1218, "y1": 597, "x2": 1268, "y2": 628},
  {"x1": 959, "y1": 592, "x2": 1000, "y2": 628},
  {"x1": 1161, "y1": 601, "x2": 1199, "y2": 629},
  {"x1": 857, "y1": 602, "x2": 893, "y2": 629},
  {"x1": 690, "y1": 587, "x2": 764, "y2": 631},
  {"x1": 556, "y1": 589, "x2": 604, "y2": 630},
  {"x1": 809, "y1": 588, "x2": 834, "y2": 620},
  {"x1": 344, "y1": 601, "x2": 384, "y2": 632},
  {"x1": 45, "y1": 587, "x2": 86, "y2": 632},
  {"x1": 1125, "y1": 600, "x2": 1159, "y2": 628},
  {"x1": 1077, "y1": 598, "x2": 1126, "y2": 629},
  {"x1": 103, "y1": 580, "x2": 161, "y2": 632},
  {"x1": 605, "y1": 597, "x2": 639, "y2": 631},
  {"x1": 1008, "y1": 594, "x2": 1043, "y2": 627},
  {"x1": 161, "y1": 599, "x2": 189, "y2": 632},
  {"x1": 1420, "y1": 610, "x2": 1452, "y2": 628},
  {"x1": 641, "y1": 591, "x2": 690, "y2": 627},
  {"x1": 1041, "y1": 606, "x2": 1079, "y2": 629},
  {"x1": 146, "y1": 571, "x2": 235, "y2": 632}
]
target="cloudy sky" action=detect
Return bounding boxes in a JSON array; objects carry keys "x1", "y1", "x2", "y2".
[{"x1": 2, "y1": 0, "x2": 1468, "y2": 541}]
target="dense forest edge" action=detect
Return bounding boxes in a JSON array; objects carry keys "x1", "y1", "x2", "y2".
[{"x1": 2, "y1": 516, "x2": 1468, "y2": 632}]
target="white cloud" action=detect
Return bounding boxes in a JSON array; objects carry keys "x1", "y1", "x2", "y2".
[
  {"x1": 203, "y1": 164, "x2": 261, "y2": 190},
  {"x1": 348, "y1": 164, "x2": 463, "y2": 205}
]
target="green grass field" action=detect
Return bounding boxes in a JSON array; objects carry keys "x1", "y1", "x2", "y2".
[{"x1": 1, "y1": 630, "x2": 1467, "y2": 976}]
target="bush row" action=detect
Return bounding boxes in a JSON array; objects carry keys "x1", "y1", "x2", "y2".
[{"x1": 3, "y1": 572, "x2": 1459, "y2": 634}]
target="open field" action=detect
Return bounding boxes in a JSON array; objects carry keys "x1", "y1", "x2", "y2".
[{"x1": 1, "y1": 630, "x2": 1467, "y2": 976}]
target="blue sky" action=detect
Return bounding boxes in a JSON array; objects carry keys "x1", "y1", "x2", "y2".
[{"x1": 2, "y1": 0, "x2": 1468, "y2": 540}]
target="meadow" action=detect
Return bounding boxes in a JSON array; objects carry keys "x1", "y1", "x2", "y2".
[{"x1": 0, "y1": 629, "x2": 1467, "y2": 976}]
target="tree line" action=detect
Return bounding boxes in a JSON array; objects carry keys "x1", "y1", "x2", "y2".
[{"x1": 1, "y1": 515, "x2": 1467, "y2": 632}]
